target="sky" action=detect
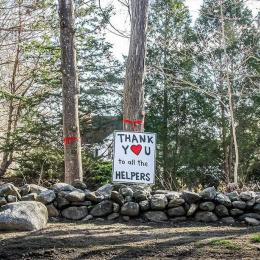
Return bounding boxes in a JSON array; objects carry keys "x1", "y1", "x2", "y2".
[{"x1": 102, "y1": 0, "x2": 260, "y2": 59}]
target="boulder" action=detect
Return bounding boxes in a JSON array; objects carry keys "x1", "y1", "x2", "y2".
[
  {"x1": 150, "y1": 194, "x2": 168, "y2": 210},
  {"x1": 65, "y1": 190, "x2": 85, "y2": 202},
  {"x1": 132, "y1": 185, "x2": 150, "y2": 202},
  {"x1": 113, "y1": 203, "x2": 120, "y2": 213},
  {"x1": 21, "y1": 193, "x2": 37, "y2": 201},
  {"x1": 85, "y1": 191, "x2": 104, "y2": 203},
  {"x1": 61, "y1": 206, "x2": 88, "y2": 220},
  {"x1": 120, "y1": 187, "x2": 134, "y2": 197},
  {"x1": 165, "y1": 192, "x2": 181, "y2": 201},
  {"x1": 215, "y1": 205, "x2": 229, "y2": 217},
  {"x1": 139, "y1": 200, "x2": 150, "y2": 211},
  {"x1": 199, "y1": 202, "x2": 215, "y2": 211},
  {"x1": 187, "y1": 203, "x2": 198, "y2": 216},
  {"x1": 144, "y1": 211, "x2": 168, "y2": 222},
  {"x1": 55, "y1": 193, "x2": 70, "y2": 209},
  {"x1": 82, "y1": 215, "x2": 93, "y2": 221},
  {"x1": 253, "y1": 203, "x2": 260, "y2": 213},
  {"x1": 52, "y1": 183, "x2": 76, "y2": 192},
  {"x1": 0, "y1": 197, "x2": 7, "y2": 206},
  {"x1": 110, "y1": 191, "x2": 124, "y2": 206},
  {"x1": 181, "y1": 191, "x2": 201, "y2": 203},
  {"x1": 168, "y1": 198, "x2": 185, "y2": 208},
  {"x1": 71, "y1": 179, "x2": 87, "y2": 190},
  {"x1": 71, "y1": 201, "x2": 92, "y2": 206},
  {"x1": 6, "y1": 195, "x2": 18, "y2": 203},
  {"x1": 107, "y1": 213, "x2": 120, "y2": 220},
  {"x1": 46, "y1": 204, "x2": 59, "y2": 217},
  {"x1": 226, "y1": 191, "x2": 239, "y2": 201},
  {"x1": 199, "y1": 187, "x2": 217, "y2": 200},
  {"x1": 96, "y1": 184, "x2": 114, "y2": 198},
  {"x1": 121, "y1": 202, "x2": 139, "y2": 216},
  {"x1": 239, "y1": 213, "x2": 260, "y2": 221},
  {"x1": 0, "y1": 183, "x2": 21, "y2": 199},
  {"x1": 232, "y1": 200, "x2": 246, "y2": 210},
  {"x1": 221, "y1": 217, "x2": 235, "y2": 224},
  {"x1": 215, "y1": 193, "x2": 231, "y2": 207},
  {"x1": 19, "y1": 184, "x2": 31, "y2": 196},
  {"x1": 37, "y1": 190, "x2": 56, "y2": 204},
  {"x1": 244, "y1": 217, "x2": 260, "y2": 226},
  {"x1": 122, "y1": 216, "x2": 130, "y2": 222},
  {"x1": 90, "y1": 200, "x2": 113, "y2": 217},
  {"x1": 230, "y1": 208, "x2": 244, "y2": 216},
  {"x1": 239, "y1": 191, "x2": 255, "y2": 202},
  {"x1": 167, "y1": 206, "x2": 186, "y2": 217},
  {"x1": 195, "y1": 211, "x2": 218, "y2": 222},
  {"x1": 29, "y1": 184, "x2": 48, "y2": 195},
  {"x1": 125, "y1": 196, "x2": 132, "y2": 202},
  {"x1": 0, "y1": 201, "x2": 48, "y2": 231},
  {"x1": 246, "y1": 198, "x2": 256, "y2": 208}
]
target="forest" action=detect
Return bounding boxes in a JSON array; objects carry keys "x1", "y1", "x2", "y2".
[{"x1": 0, "y1": 0, "x2": 259, "y2": 190}]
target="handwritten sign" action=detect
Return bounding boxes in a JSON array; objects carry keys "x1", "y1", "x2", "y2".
[{"x1": 112, "y1": 131, "x2": 156, "y2": 184}]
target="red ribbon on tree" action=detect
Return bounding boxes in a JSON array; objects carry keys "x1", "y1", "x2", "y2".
[
  {"x1": 122, "y1": 118, "x2": 143, "y2": 131},
  {"x1": 63, "y1": 136, "x2": 80, "y2": 145}
]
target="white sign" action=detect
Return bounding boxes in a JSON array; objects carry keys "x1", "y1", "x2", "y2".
[{"x1": 112, "y1": 131, "x2": 156, "y2": 184}]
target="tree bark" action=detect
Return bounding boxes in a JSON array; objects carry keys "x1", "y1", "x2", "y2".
[
  {"x1": 123, "y1": 0, "x2": 149, "y2": 132},
  {"x1": 58, "y1": 0, "x2": 83, "y2": 183}
]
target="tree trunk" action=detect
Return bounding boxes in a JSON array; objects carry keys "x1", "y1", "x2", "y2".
[
  {"x1": 58, "y1": 0, "x2": 83, "y2": 183},
  {"x1": 123, "y1": 0, "x2": 149, "y2": 132}
]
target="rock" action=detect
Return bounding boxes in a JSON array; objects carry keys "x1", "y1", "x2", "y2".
[
  {"x1": 253, "y1": 203, "x2": 260, "y2": 213},
  {"x1": 144, "y1": 211, "x2": 168, "y2": 222},
  {"x1": 221, "y1": 217, "x2": 235, "y2": 224},
  {"x1": 195, "y1": 211, "x2": 218, "y2": 222},
  {"x1": 82, "y1": 215, "x2": 93, "y2": 221},
  {"x1": 181, "y1": 191, "x2": 201, "y2": 203},
  {"x1": 65, "y1": 190, "x2": 85, "y2": 202},
  {"x1": 37, "y1": 190, "x2": 56, "y2": 204},
  {"x1": 61, "y1": 206, "x2": 88, "y2": 220},
  {"x1": 230, "y1": 208, "x2": 244, "y2": 216},
  {"x1": 110, "y1": 191, "x2": 124, "y2": 206},
  {"x1": 71, "y1": 179, "x2": 87, "y2": 190},
  {"x1": 122, "y1": 216, "x2": 130, "y2": 222},
  {"x1": 85, "y1": 191, "x2": 104, "y2": 203},
  {"x1": 0, "y1": 183, "x2": 21, "y2": 199},
  {"x1": 120, "y1": 187, "x2": 134, "y2": 197},
  {"x1": 46, "y1": 204, "x2": 59, "y2": 217},
  {"x1": 96, "y1": 218, "x2": 105, "y2": 221},
  {"x1": 215, "y1": 205, "x2": 229, "y2": 217},
  {"x1": 199, "y1": 202, "x2": 215, "y2": 211},
  {"x1": 121, "y1": 202, "x2": 139, "y2": 216},
  {"x1": 244, "y1": 217, "x2": 260, "y2": 226},
  {"x1": 0, "y1": 197, "x2": 7, "y2": 206},
  {"x1": 256, "y1": 196, "x2": 260, "y2": 204},
  {"x1": 52, "y1": 183, "x2": 76, "y2": 192},
  {"x1": 6, "y1": 195, "x2": 17, "y2": 203},
  {"x1": 113, "y1": 203, "x2": 120, "y2": 213},
  {"x1": 232, "y1": 200, "x2": 246, "y2": 210},
  {"x1": 165, "y1": 192, "x2": 181, "y2": 201},
  {"x1": 132, "y1": 185, "x2": 150, "y2": 202},
  {"x1": 107, "y1": 213, "x2": 120, "y2": 220},
  {"x1": 168, "y1": 198, "x2": 185, "y2": 208},
  {"x1": 239, "y1": 213, "x2": 260, "y2": 221},
  {"x1": 90, "y1": 200, "x2": 113, "y2": 217},
  {"x1": 125, "y1": 196, "x2": 132, "y2": 202},
  {"x1": 139, "y1": 200, "x2": 150, "y2": 211},
  {"x1": 19, "y1": 184, "x2": 30, "y2": 196},
  {"x1": 167, "y1": 206, "x2": 186, "y2": 217},
  {"x1": 29, "y1": 184, "x2": 48, "y2": 195},
  {"x1": 171, "y1": 216, "x2": 187, "y2": 223},
  {"x1": 55, "y1": 194, "x2": 70, "y2": 209},
  {"x1": 71, "y1": 201, "x2": 92, "y2": 206},
  {"x1": 150, "y1": 194, "x2": 168, "y2": 210},
  {"x1": 240, "y1": 191, "x2": 255, "y2": 201},
  {"x1": 215, "y1": 193, "x2": 231, "y2": 207},
  {"x1": 187, "y1": 203, "x2": 198, "y2": 216},
  {"x1": 226, "y1": 191, "x2": 239, "y2": 201},
  {"x1": 96, "y1": 184, "x2": 114, "y2": 198},
  {"x1": 246, "y1": 198, "x2": 256, "y2": 208},
  {"x1": 0, "y1": 201, "x2": 48, "y2": 231},
  {"x1": 154, "y1": 190, "x2": 171, "y2": 194},
  {"x1": 21, "y1": 193, "x2": 37, "y2": 201},
  {"x1": 199, "y1": 187, "x2": 217, "y2": 200}
]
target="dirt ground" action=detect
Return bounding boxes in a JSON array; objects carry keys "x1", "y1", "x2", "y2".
[{"x1": 0, "y1": 220, "x2": 260, "y2": 260}]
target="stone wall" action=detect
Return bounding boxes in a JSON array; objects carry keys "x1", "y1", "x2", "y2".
[{"x1": 1, "y1": 182, "x2": 260, "y2": 226}]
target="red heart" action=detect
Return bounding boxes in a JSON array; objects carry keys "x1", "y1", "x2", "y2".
[{"x1": 130, "y1": 144, "x2": 142, "y2": 155}]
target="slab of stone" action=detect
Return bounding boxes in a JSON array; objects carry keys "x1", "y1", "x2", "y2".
[
  {"x1": 144, "y1": 211, "x2": 168, "y2": 222},
  {"x1": 195, "y1": 211, "x2": 218, "y2": 222},
  {"x1": 29, "y1": 184, "x2": 48, "y2": 195},
  {"x1": 167, "y1": 206, "x2": 186, "y2": 217},
  {"x1": 199, "y1": 201, "x2": 215, "y2": 211},
  {"x1": 221, "y1": 217, "x2": 235, "y2": 224},
  {"x1": 52, "y1": 183, "x2": 76, "y2": 192},
  {"x1": 150, "y1": 194, "x2": 168, "y2": 210},
  {"x1": 61, "y1": 206, "x2": 88, "y2": 220},
  {"x1": 37, "y1": 190, "x2": 56, "y2": 204},
  {"x1": 230, "y1": 208, "x2": 244, "y2": 216},
  {"x1": 65, "y1": 190, "x2": 86, "y2": 202},
  {"x1": 107, "y1": 213, "x2": 120, "y2": 220},
  {"x1": 121, "y1": 202, "x2": 139, "y2": 216},
  {"x1": 239, "y1": 191, "x2": 255, "y2": 201},
  {"x1": 168, "y1": 198, "x2": 185, "y2": 208},
  {"x1": 232, "y1": 200, "x2": 246, "y2": 210},
  {"x1": 90, "y1": 200, "x2": 113, "y2": 217},
  {"x1": 199, "y1": 187, "x2": 217, "y2": 201},
  {"x1": 244, "y1": 217, "x2": 260, "y2": 226},
  {"x1": 181, "y1": 191, "x2": 201, "y2": 203}
]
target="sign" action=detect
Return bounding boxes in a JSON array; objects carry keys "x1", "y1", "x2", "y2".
[{"x1": 112, "y1": 131, "x2": 156, "y2": 184}]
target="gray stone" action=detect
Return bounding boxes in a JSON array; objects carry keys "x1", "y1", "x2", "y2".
[
  {"x1": 221, "y1": 217, "x2": 235, "y2": 224},
  {"x1": 21, "y1": 193, "x2": 37, "y2": 201},
  {"x1": 165, "y1": 192, "x2": 181, "y2": 201},
  {"x1": 96, "y1": 184, "x2": 114, "y2": 198},
  {"x1": 239, "y1": 191, "x2": 255, "y2": 201},
  {"x1": 55, "y1": 194, "x2": 70, "y2": 209},
  {"x1": 232, "y1": 200, "x2": 246, "y2": 210},
  {"x1": 226, "y1": 191, "x2": 239, "y2": 201},
  {"x1": 107, "y1": 213, "x2": 120, "y2": 220},
  {"x1": 139, "y1": 200, "x2": 150, "y2": 211},
  {"x1": 144, "y1": 211, "x2": 168, "y2": 222},
  {"x1": 120, "y1": 187, "x2": 134, "y2": 197},
  {"x1": 215, "y1": 205, "x2": 229, "y2": 217},
  {"x1": 52, "y1": 183, "x2": 76, "y2": 192},
  {"x1": 244, "y1": 217, "x2": 260, "y2": 226},
  {"x1": 90, "y1": 200, "x2": 113, "y2": 217},
  {"x1": 239, "y1": 213, "x2": 260, "y2": 221},
  {"x1": 199, "y1": 201, "x2": 215, "y2": 211},
  {"x1": 82, "y1": 215, "x2": 93, "y2": 221},
  {"x1": 111, "y1": 191, "x2": 124, "y2": 206},
  {"x1": 167, "y1": 206, "x2": 186, "y2": 217},
  {"x1": 65, "y1": 190, "x2": 85, "y2": 202},
  {"x1": 132, "y1": 185, "x2": 150, "y2": 202},
  {"x1": 6, "y1": 195, "x2": 17, "y2": 203},
  {"x1": 215, "y1": 193, "x2": 231, "y2": 207},
  {"x1": 61, "y1": 206, "x2": 88, "y2": 220},
  {"x1": 125, "y1": 196, "x2": 132, "y2": 202},
  {"x1": 230, "y1": 208, "x2": 244, "y2": 216},
  {"x1": 171, "y1": 216, "x2": 187, "y2": 223},
  {"x1": 46, "y1": 204, "x2": 59, "y2": 217},
  {"x1": 121, "y1": 202, "x2": 139, "y2": 216},
  {"x1": 0, "y1": 197, "x2": 7, "y2": 206},
  {"x1": 246, "y1": 198, "x2": 256, "y2": 208},
  {"x1": 0, "y1": 201, "x2": 48, "y2": 231},
  {"x1": 122, "y1": 215, "x2": 130, "y2": 222},
  {"x1": 256, "y1": 196, "x2": 260, "y2": 204},
  {"x1": 195, "y1": 211, "x2": 218, "y2": 222},
  {"x1": 71, "y1": 179, "x2": 87, "y2": 190},
  {"x1": 96, "y1": 218, "x2": 105, "y2": 221},
  {"x1": 253, "y1": 203, "x2": 260, "y2": 213},
  {"x1": 37, "y1": 190, "x2": 56, "y2": 204},
  {"x1": 181, "y1": 191, "x2": 201, "y2": 203},
  {"x1": 150, "y1": 194, "x2": 168, "y2": 210},
  {"x1": 113, "y1": 203, "x2": 120, "y2": 213},
  {"x1": 0, "y1": 183, "x2": 21, "y2": 199},
  {"x1": 85, "y1": 191, "x2": 104, "y2": 203},
  {"x1": 71, "y1": 201, "x2": 92, "y2": 206},
  {"x1": 154, "y1": 190, "x2": 171, "y2": 194},
  {"x1": 19, "y1": 184, "x2": 30, "y2": 196},
  {"x1": 199, "y1": 187, "x2": 217, "y2": 200},
  {"x1": 168, "y1": 198, "x2": 185, "y2": 208},
  {"x1": 187, "y1": 203, "x2": 198, "y2": 216},
  {"x1": 29, "y1": 184, "x2": 48, "y2": 195}
]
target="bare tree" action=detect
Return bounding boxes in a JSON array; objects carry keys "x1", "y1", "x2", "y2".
[{"x1": 58, "y1": 0, "x2": 83, "y2": 183}]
